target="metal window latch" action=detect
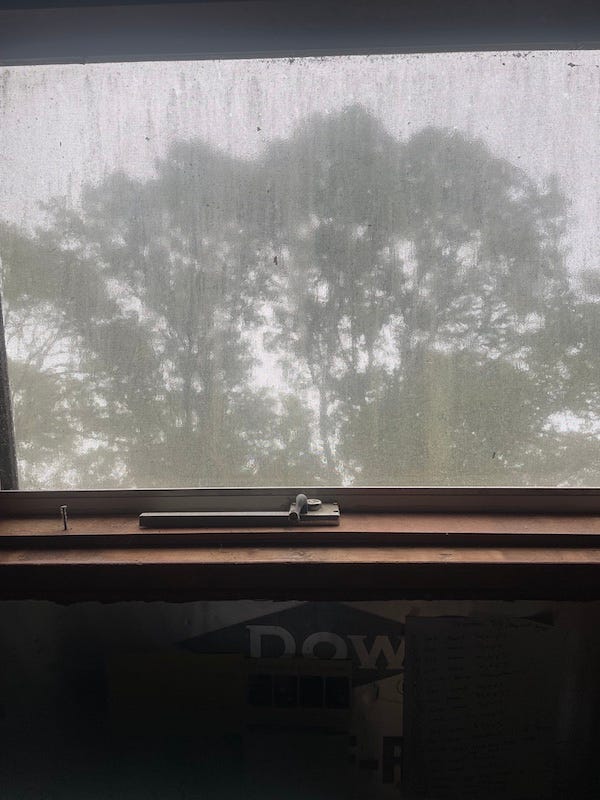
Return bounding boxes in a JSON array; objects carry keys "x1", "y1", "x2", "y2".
[{"x1": 139, "y1": 493, "x2": 340, "y2": 528}]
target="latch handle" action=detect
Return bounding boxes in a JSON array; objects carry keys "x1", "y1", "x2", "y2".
[
  {"x1": 289, "y1": 493, "x2": 308, "y2": 520},
  {"x1": 139, "y1": 492, "x2": 340, "y2": 528}
]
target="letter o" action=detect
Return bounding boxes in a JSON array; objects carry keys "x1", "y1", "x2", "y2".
[{"x1": 301, "y1": 632, "x2": 348, "y2": 659}]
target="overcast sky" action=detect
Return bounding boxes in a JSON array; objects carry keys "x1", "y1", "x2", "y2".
[{"x1": 1, "y1": 50, "x2": 599, "y2": 273}]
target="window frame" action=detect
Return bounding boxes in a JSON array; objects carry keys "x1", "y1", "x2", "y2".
[
  {"x1": 1, "y1": 0, "x2": 600, "y2": 518},
  {"x1": 2, "y1": 487, "x2": 600, "y2": 517}
]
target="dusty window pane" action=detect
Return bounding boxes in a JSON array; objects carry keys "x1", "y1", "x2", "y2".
[{"x1": 0, "y1": 52, "x2": 599, "y2": 488}]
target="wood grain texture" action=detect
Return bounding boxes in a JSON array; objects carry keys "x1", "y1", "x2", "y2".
[
  {"x1": 2, "y1": 513, "x2": 600, "y2": 601},
  {"x1": 2, "y1": 513, "x2": 600, "y2": 548}
]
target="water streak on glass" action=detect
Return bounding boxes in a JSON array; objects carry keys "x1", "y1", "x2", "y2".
[{"x1": 0, "y1": 52, "x2": 599, "y2": 488}]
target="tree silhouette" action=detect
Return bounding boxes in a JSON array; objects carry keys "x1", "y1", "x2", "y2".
[
  {"x1": 259, "y1": 107, "x2": 577, "y2": 484},
  {"x1": 1, "y1": 105, "x2": 597, "y2": 488}
]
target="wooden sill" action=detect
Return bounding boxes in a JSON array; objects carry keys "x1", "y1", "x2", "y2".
[{"x1": 1, "y1": 513, "x2": 600, "y2": 601}]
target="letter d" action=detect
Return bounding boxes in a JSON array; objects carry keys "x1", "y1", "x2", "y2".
[{"x1": 247, "y1": 625, "x2": 296, "y2": 658}]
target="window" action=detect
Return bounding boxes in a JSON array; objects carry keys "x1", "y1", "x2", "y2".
[{"x1": 0, "y1": 1, "x2": 599, "y2": 516}]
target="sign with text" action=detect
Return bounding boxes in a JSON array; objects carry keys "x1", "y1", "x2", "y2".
[{"x1": 182, "y1": 602, "x2": 405, "y2": 687}]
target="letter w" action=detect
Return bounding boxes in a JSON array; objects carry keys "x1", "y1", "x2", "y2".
[{"x1": 348, "y1": 635, "x2": 404, "y2": 670}]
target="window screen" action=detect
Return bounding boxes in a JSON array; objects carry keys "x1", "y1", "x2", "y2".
[{"x1": 1, "y1": 51, "x2": 599, "y2": 489}]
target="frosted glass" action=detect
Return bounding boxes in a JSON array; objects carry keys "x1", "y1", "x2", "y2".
[{"x1": 1, "y1": 52, "x2": 599, "y2": 488}]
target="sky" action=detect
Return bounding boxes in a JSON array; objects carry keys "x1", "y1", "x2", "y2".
[{"x1": 1, "y1": 50, "x2": 599, "y2": 275}]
